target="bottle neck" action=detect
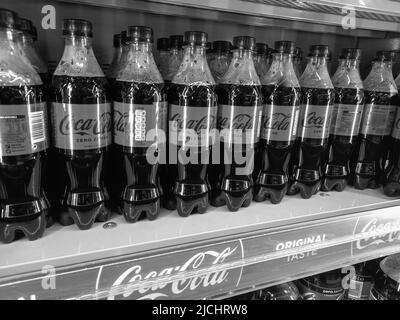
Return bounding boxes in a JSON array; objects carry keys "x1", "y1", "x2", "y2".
[
  {"x1": 220, "y1": 48, "x2": 260, "y2": 85},
  {"x1": 364, "y1": 60, "x2": 397, "y2": 93},
  {"x1": 172, "y1": 44, "x2": 215, "y2": 85},
  {"x1": 54, "y1": 35, "x2": 104, "y2": 77},
  {"x1": 117, "y1": 41, "x2": 163, "y2": 83},
  {"x1": 261, "y1": 52, "x2": 299, "y2": 87},
  {"x1": 0, "y1": 27, "x2": 42, "y2": 85},
  {"x1": 332, "y1": 58, "x2": 363, "y2": 89},
  {"x1": 300, "y1": 56, "x2": 333, "y2": 89}
]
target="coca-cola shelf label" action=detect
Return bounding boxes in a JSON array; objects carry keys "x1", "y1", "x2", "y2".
[
  {"x1": 217, "y1": 104, "x2": 262, "y2": 144},
  {"x1": 359, "y1": 104, "x2": 396, "y2": 136},
  {"x1": 261, "y1": 104, "x2": 299, "y2": 142},
  {"x1": 297, "y1": 104, "x2": 333, "y2": 139},
  {"x1": 0, "y1": 103, "x2": 48, "y2": 156},
  {"x1": 0, "y1": 241, "x2": 243, "y2": 300},
  {"x1": 330, "y1": 103, "x2": 364, "y2": 137},
  {"x1": 169, "y1": 104, "x2": 218, "y2": 147},
  {"x1": 96, "y1": 242, "x2": 243, "y2": 300},
  {"x1": 114, "y1": 102, "x2": 168, "y2": 148},
  {"x1": 391, "y1": 107, "x2": 400, "y2": 139},
  {"x1": 51, "y1": 103, "x2": 112, "y2": 150},
  {"x1": 351, "y1": 215, "x2": 400, "y2": 256}
]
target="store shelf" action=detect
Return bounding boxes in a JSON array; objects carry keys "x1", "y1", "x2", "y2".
[
  {"x1": 0, "y1": 188, "x2": 399, "y2": 300},
  {"x1": 53, "y1": 0, "x2": 396, "y2": 37}
]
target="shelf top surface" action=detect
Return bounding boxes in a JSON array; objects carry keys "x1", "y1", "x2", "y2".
[{"x1": 0, "y1": 188, "x2": 398, "y2": 277}]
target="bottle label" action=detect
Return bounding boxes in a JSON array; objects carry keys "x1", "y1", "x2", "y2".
[
  {"x1": 169, "y1": 104, "x2": 218, "y2": 147},
  {"x1": 261, "y1": 104, "x2": 300, "y2": 142},
  {"x1": 297, "y1": 279, "x2": 344, "y2": 300},
  {"x1": 330, "y1": 103, "x2": 364, "y2": 137},
  {"x1": 114, "y1": 101, "x2": 168, "y2": 148},
  {"x1": 218, "y1": 104, "x2": 262, "y2": 144},
  {"x1": 51, "y1": 102, "x2": 112, "y2": 150},
  {"x1": 391, "y1": 107, "x2": 400, "y2": 139},
  {"x1": 359, "y1": 104, "x2": 396, "y2": 136},
  {"x1": 0, "y1": 103, "x2": 48, "y2": 156},
  {"x1": 297, "y1": 104, "x2": 333, "y2": 139},
  {"x1": 347, "y1": 275, "x2": 373, "y2": 300}
]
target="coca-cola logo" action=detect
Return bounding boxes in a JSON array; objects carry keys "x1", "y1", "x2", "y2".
[
  {"x1": 302, "y1": 111, "x2": 326, "y2": 129},
  {"x1": 263, "y1": 112, "x2": 292, "y2": 131},
  {"x1": 59, "y1": 112, "x2": 112, "y2": 136},
  {"x1": 114, "y1": 110, "x2": 129, "y2": 133},
  {"x1": 100, "y1": 246, "x2": 241, "y2": 300},
  {"x1": 355, "y1": 218, "x2": 400, "y2": 251},
  {"x1": 218, "y1": 114, "x2": 254, "y2": 131},
  {"x1": 170, "y1": 113, "x2": 217, "y2": 134}
]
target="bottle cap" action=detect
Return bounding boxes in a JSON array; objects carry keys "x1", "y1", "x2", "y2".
[
  {"x1": 375, "y1": 50, "x2": 397, "y2": 62},
  {"x1": 274, "y1": 41, "x2": 295, "y2": 54},
  {"x1": 233, "y1": 36, "x2": 256, "y2": 51},
  {"x1": 128, "y1": 26, "x2": 153, "y2": 43},
  {"x1": 157, "y1": 37, "x2": 169, "y2": 51},
  {"x1": 212, "y1": 40, "x2": 230, "y2": 54},
  {"x1": 255, "y1": 42, "x2": 267, "y2": 55},
  {"x1": 113, "y1": 33, "x2": 122, "y2": 48},
  {"x1": 0, "y1": 8, "x2": 19, "y2": 29},
  {"x1": 18, "y1": 18, "x2": 34, "y2": 36},
  {"x1": 169, "y1": 35, "x2": 183, "y2": 50},
  {"x1": 184, "y1": 31, "x2": 207, "y2": 45},
  {"x1": 63, "y1": 19, "x2": 93, "y2": 37},
  {"x1": 340, "y1": 48, "x2": 362, "y2": 60},
  {"x1": 309, "y1": 44, "x2": 331, "y2": 60}
]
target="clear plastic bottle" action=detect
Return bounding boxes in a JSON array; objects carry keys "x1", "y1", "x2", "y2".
[
  {"x1": 0, "y1": 9, "x2": 49, "y2": 242},
  {"x1": 352, "y1": 51, "x2": 397, "y2": 189},
  {"x1": 155, "y1": 37, "x2": 169, "y2": 80},
  {"x1": 51, "y1": 19, "x2": 112, "y2": 229},
  {"x1": 254, "y1": 41, "x2": 301, "y2": 204},
  {"x1": 293, "y1": 46, "x2": 303, "y2": 80},
  {"x1": 288, "y1": 45, "x2": 335, "y2": 198},
  {"x1": 164, "y1": 35, "x2": 183, "y2": 84},
  {"x1": 210, "y1": 36, "x2": 262, "y2": 211},
  {"x1": 208, "y1": 40, "x2": 230, "y2": 83},
  {"x1": 113, "y1": 26, "x2": 166, "y2": 222},
  {"x1": 106, "y1": 33, "x2": 122, "y2": 85},
  {"x1": 167, "y1": 31, "x2": 217, "y2": 216},
  {"x1": 253, "y1": 42, "x2": 269, "y2": 79},
  {"x1": 383, "y1": 56, "x2": 400, "y2": 196},
  {"x1": 323, "y1": 48, "x2": 364, "y2": 192},
  {"x1": 17, "y1": 18, "x2": 49, "y2": 86}
]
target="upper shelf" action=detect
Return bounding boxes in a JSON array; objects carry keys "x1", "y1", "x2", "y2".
[
  {"x1": 56, "y1": 0, "x2": 400, "y2": 36},
  {"x1": 0, "y1": 188, "x2": 400, "y2": 300}
]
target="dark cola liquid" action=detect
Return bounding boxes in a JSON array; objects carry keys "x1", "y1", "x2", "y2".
[
  {"x1": 210, "y1": 83, "x2": 261, "y2": 209},
  {"x1": 324, "y1": 87, "x2": 364, "y2": 191},
  {"x1": 113, "y1": 81, "x2": 164, "y2": 218},
  {"x1": 167, "y1": 83, "x2": 216, "y2": 213},
  {"x1": 51, "y1": 75, "x2": 111, "y2": 211},
  {"x1": 383, "y1": 94, "x2": 400, "y2": 196},
  {"x1": 352, "y1": 90, "x2": 397, "y2": 189},
  {"x1": 0, "y1": 85, "x2": 47, "y2": 221},
  {"x1": 290, "y1": 87, "x2": 334, "y2": 197},
  {"x1": 256, "y1": 84, "x2": 300, "y2": 203}
]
